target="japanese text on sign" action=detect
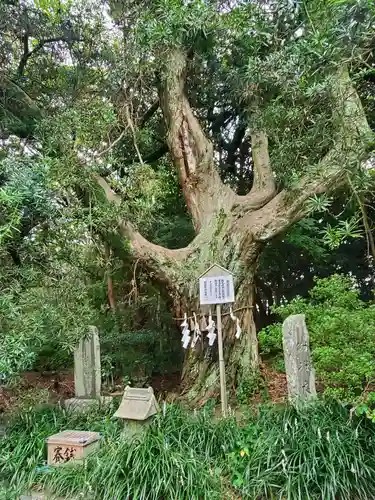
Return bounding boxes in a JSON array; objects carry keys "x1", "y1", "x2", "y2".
[
  {"x1": 53, "y1": 446, "x2": 76, "y2": 463},
  {"x1": 199, "y1": 275, "x2": 235, "y2": 305}
]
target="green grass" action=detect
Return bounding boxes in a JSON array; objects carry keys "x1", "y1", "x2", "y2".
[
  {"x1": 1, "y1": 401, "x2": 375, "y2": 499},
  {"x1": 227, "y1": 402, "x2": 375, "y2": 499},
  {"x1": 0, "y1": 404, "x2": 238, "y2": 499},
  {"x1": 0, "y1": 403, "x2": 122, "y2": 498}
]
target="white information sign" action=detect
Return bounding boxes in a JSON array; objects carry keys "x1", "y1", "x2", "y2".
[
  {"x1": 199, "y1": 274, "x2": 235, "y2": 305},
  {"x1": 198, "y1": 264, "x2": 234, "y2": 417}
]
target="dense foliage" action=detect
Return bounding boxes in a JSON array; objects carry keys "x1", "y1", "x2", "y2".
[
  {"x1": 227, "y1": 402, "x2": 375, "y2": 499},
  {"x1": 0, "y1": 146, "x2": 184, "y2": 382},
  {"x1": 1, "y1": 1, "x2": 375, "y2": 497},
  {"x1": 259, "y1": 275, "x2": 375, "y2": 399}
]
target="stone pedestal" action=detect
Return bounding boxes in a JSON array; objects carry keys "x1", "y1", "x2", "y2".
[
  {"x1": 20, "y1": 491, "x2": 65, "y2": 500},
  {"x1": 20, "y1": 494, "x2": 45, "y2": 500},
  {"x1": 64, "y1": 396, "x2": 113, "y2": 412},
  {"x1": 122, "y1": 418, "x2": 152, "y2": 440}
]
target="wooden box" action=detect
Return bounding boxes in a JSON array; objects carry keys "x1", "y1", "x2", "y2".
[{"x1": 46, "y1": 430, "x2": 100, "y2": 466}]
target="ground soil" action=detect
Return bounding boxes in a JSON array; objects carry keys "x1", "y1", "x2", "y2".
[
  {"x1": 0, "y1": 371, "x2": 75, "y2": 415},
  {"x1": 261, "y1": 362, "x2": 287, "y2": 403},
  {"x1": 0, "y1": 370, "x2": 183, "y2": 415},
  {"x1": 0, "y1": 364, "x2": 287, "y2": 416}
]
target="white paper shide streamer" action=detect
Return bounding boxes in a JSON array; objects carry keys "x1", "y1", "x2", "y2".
[
  {"x1": 230, "y1": 307, "x2": 242, "y2": 339},
  {"x1": 191, "y1": 313, "x2": 201, "y2": 349},
  {"x1": 180, "y1": 306, "x2": 242, "y2": 349},
  {"x1": 180, "y1": 313, "x2": 191, "y2": 349},
  {"x1": 206, "y1": 311, "x2": 216, "y2": 346}
]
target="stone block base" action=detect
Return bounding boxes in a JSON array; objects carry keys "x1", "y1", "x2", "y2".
[{"x1": 64, "y1": 396, "x2": 113, "y2": 412}]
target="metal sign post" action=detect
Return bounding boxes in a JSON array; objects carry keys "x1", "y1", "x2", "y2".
[{"x1": 199, "y1": 264, "x2": 235, "y2": 417}]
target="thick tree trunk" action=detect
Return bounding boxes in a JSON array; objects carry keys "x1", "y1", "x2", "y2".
[
  {"x1": 179, "y1": 265, "x2": 259, "y2": 404},
  {"x1": 156, "y1": 214, "x2": 263, "y2": 403}
]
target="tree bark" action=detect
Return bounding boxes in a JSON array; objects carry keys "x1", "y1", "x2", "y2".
[
  {"x1": 159, "y1": 49, "x2": 236, "y2": 231},
  {"x1": 171, "y1": 222, "x2": 262, "y2": 402},
  {"x1": 179, "y1": 261, "x2": 260, "y2": 404}
]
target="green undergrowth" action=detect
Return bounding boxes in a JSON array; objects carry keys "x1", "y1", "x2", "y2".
[
  {"x1": 1, "y1": 401, "x2": 375, "y2": 499},
  {"x1": 259, "y1": 275, "x2": 375, "y2": 400},
  {"x1": 228, "y1": 402, "x2": 375, "y2": 499}
]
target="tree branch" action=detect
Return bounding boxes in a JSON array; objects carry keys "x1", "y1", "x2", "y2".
[
  {"x1": 159, "y1": 48, "x2": 235, "y2": 231},
  {"x1": 104, "y1": 244, "x2": 116, "y2": 311},
  {"x1": 17, "y1": 35, "x2": 80, "y2": 77},
  {"x1": 19, "y1": 32, "x2": 29, "y2": 76},
  {"x1": 209, "y1": 109, "x2": 234, "y2": 134},
  {"x1": 143, "y1": 143, "x2": 169, "y2": 164},
  {"x1": 240, "y1": 69, "x2": 374, "y2": 241},
  {"x1": 139, "y1": 100, "x2": 159, "y2": 127},
  {"x1": 119, "y1": 143, "x2": 169, "y2": 176},
  {"x1": 97, "y1": 130, "x2": 126, "y2": 157},
  {"x1": 234, "y1": 130, "x2": 276, "y2": 212},
  {"x1": 1, "y1": 76, "x2": 40, "y2": 111},
  {"x1": 93, "y1": 173, "x2": 190, "y2": 287}
]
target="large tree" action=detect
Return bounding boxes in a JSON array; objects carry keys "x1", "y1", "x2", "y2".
[{"x1": 1, "y1": 0, "x2": 374, "y2": 401}]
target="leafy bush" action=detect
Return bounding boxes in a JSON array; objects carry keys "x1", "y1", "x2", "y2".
[
  {"x1": 0, "y1": 335, "x2": 36, "y2": 382},
  {"x1": 258, "y1": 323, "x2": 283, "y2": 356},
  {"x1": 0, "y1": 267, "x2": 100, "y2": 380},
  {"x1": 98, "y1": 289, "x2": 183, "y2": 386},
  {"x1": 100, "y1": 327, "x2": 183, "y2": 385},
  {"x1": 236, "y1": 372, "x2": 266, "y2": 404},
  {"x1": 259, "y1": 275, "x2": 375, "y2": 398},
  {"x1": 0, "y1": 258, "x2": 182, "y2": 383},
  {"x1": 227, "y1": 402, "x2": 375, "y2": 499}
]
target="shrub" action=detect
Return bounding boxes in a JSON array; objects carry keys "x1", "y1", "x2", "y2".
[
  {"x1": 0, "y1": 267, "x2": 100, "y2": 380},
  {"x1": 236, "y1": 372, "x2": 266, "y2": 404},
  {"x1": 259, "y1": 274, "x2": 375, "y2": 398},
  {"x1": 258, "y1": 323, "x2": 283, "y2": 356},
  {"x1": 0, "y1": 335, "x2": 36, "y2": 382},
  {"x1": 100, "y1": 327, "x2": 183, "y2": 385}
]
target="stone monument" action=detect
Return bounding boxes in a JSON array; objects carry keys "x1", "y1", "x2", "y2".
[
  {"x1": 282, "y1": 314, "x2": 317, "y2": 402},
  {"x1": 65, "y1": 326, "x2": 111, "y2": 410},
  {"x1": 74, "y1": 325, "x2": 101, "y2": 399}
]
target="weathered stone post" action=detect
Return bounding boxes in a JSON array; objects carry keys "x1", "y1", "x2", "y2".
[
  {"x1": 282, "y1": 314, "x2": 317, "y2": 402},
  {"x1": 65, "y1": 326, "x2": 112, "y2": 410},
  {"x1": 74, "y1": 325, "x2": 101, "y2": 399}
]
